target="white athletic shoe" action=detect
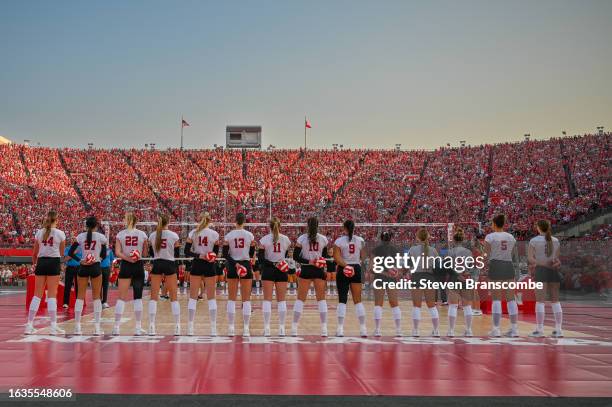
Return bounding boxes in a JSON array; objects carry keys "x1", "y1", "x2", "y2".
[
  {"x1": 504, "y1": 328, "x2": 519, "y2": 338},
  {"x1": 488, "y1": 327, "x2": 501, "y2": 337},
  {"x1": 227, "y1": 325, "x2": 235, "y2": 337},
  {"x1": 431, "y1": 329, "x2": 440, "y2": 337},
  {"x1": 336, "y1": 325, "x2": 344, "y2": 337},
  {"x1": 62, "y1": 304, "x2": 69, "y2": 309},
  {"x1": 374, "y1": 327, "x2": 382, "y2": 337},
  {"x1": 551, "y1": 329, "x2": 564, "y2": 338},
  {"x1": 94, "y1": 324, "x2": 104, "y2": 336},
  {"x1": 278, "y1": 325, "x2": 286, "y2": 337},
  {"x1": 464, "y1": 329, "x2": 473, "y2": 337},
  {"x1": 446, "y1": 329, "x2": 455, "y2": 337},
  {"x1": 264, "y1": 325, "x2": 271, "y2": 337},
  {"x1": 243, "y1": 325, "x2": 250, "y2": 337},
  {"x1": 412, "y1": 329, "x2": 420, "y2": 337},
  {"x1": 359, "y1": 325, "x2": 367, "y2": 338},
  {"x1": 395, "y1": 328, "x2": 403, "y2": 337},
  {"x1": 134, "y1": 327, "x2": 147, "y2": 336},
  {"x1": 112, "y1": 325, "x2": 120, "y2": 336},
  {"x1": 321, "y1": 324, "x2": 328, "y2": 337},
  {"x1": 148, "y1": 324, "x2": 156, "y2": 336},
  {"x1": 187, "y1": 323, "x2": 194, "y2": 336},
  {"x1": 291, "y1": 324, "x2": 298, "y2": 337},
  {"x1": 529, "y1": 330, "x2": 544, "y2": 338},
  {"x1": 210, "y1": 325, "x2": 217, "y2": 337},
  {"x1": 74, "y1": 324, "x2": 82, "y2": 335},
  {"x1": 24, "y1": 323, "x2": 35, "y2": 335},
  {"x1": 102, "y1": 303, "x2": 110, "y2": 309},
  {"x1": 472, "y1": 310, "x2": 483, "y2": 316},
  {"x1": 174, "y1": 324, "x2": 181, "y2": 336}
]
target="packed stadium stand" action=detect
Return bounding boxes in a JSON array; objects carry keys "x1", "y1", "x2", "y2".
[{"x1": 0, "y1": 133, "x2": 609, "y2": 247}]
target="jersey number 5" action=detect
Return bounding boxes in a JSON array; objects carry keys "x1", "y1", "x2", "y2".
[{"x1": 500, "y1": 241, "x2": 507, "y2": 251}]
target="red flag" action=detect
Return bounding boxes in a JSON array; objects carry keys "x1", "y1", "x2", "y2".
[
  {"x1": 305, "y1": 119, "x2": 311, "y2": 129},
  {"x1": 182, "y1": 119, "x2": 190, "y2": 128}
]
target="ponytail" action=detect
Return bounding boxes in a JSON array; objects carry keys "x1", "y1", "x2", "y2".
[
  {"x1": 125, "y1": 212, "x2": 137, "y2": 230},
  {"x1": 537, "y1": 219, "x2": 553, "y2": 257},
  {"x1": 307, "y1": 217, "x2": 318, "y2": 244},
  {"x1": 343, "y1": 219, "x2": 355, "y2": 242},
  {"x1": 196, "y1": 211, "x2": 212, "y2": 234},
  {"x1": 85, "y1": 216, "x2": 98, "y2": 246},
  {"x1": 417, "y1": 228, "x2": 429, "y2": 257},
  {"x1": 155, "y1": 214, "x2": 169, "y2": 252},
  {"x1": 270, "y1": 217, "x2": 281, "y2": 243},
  {"x1": 42, "y1": 210, "x2": 58, "y2": 241}
]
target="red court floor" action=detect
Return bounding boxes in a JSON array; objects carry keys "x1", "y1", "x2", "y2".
[{"x1": 1, "y1": 290, "x2": 611, "y2": 397}]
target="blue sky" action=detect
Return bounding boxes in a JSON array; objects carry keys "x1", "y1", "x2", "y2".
[{"x1": 1, "y1": 0, "x2": 610, "y2": 149}]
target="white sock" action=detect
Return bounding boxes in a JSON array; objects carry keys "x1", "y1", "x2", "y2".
[
  {"x1": 337, "y1": 302, "x2": 347, "y2": 327},
  {"x1": 242, "y1": 301, "x2": 251, "y2": 326},
  {"x1": 492, "y1": 300, "x2": 502, "y2": 328},
  {"x1": 392, "y1": 306, "x2": 402, "y2": 330},
  {"x1": 278, "y1": 301, "x2": 287, "y2": 326},
  {"x1": 93, "y1": 299, "x2": 102, "y2": 324},
  {"x1": 28, "y1": 296, "x2": 41, "y2": 324},
  {"x1": 412, "y1": 306, "x2": 421, "y2": 331},
  {"x1": 293, "y1": 300, "x2": 304, "y2": 324},
  {"x1": 188, "y1": 298, "x2": 197, "y2": 323},
  {"x1": 552, "y1": 302, "x2": 563, "y2": 330},
  {"x1": 75, "y1": 298, "x2": 84, "y2": 324},
  {"x1": 428, "y1": 306, "x2": 439, "y2": 331},
  {"x1": 318, "y1": 300, "x2": 328, "y2": 324},
  {"x1": 507, "y1": 299, "x2": 518, "y2": 329},
  {"x1": 374, "y1": 305, "x2": 383, "y2": 330},
  {"x1": 47, "y1": 297, "x2": 58, "y2": 326},
  {"x1": 463, "y1": 305, "x2": 473, "y2": 331},
  {"x1": 355, "y1": 302, "x2": 366, "y2": 326},
  {"x1": 536, "y1": 302, "x2": 545, "y2": 331},
  {"x1": 227, "y1": 300, "x2": 235, "y2": 326},
  {"x1": 114, "y1": 299, "x2": 125, "y2": 325},
  {"x1": 263, "y1": 300, "x2": 272, "y2": 327},
  {"x1": 134, "y1": 299, "x2": 143, "y2": 328},
  {"x1": 148, "y1": 300, "x2": 157, "y2": 325},
  {"x1": 171, "y1": 301, "x2": 180, "y2": 325},
  {"x1": 448, "y1": 304, "x2": 458, "y2": 331},
  {"x1": 208, "y1": 299, "x2": 217, "y2": 325}
]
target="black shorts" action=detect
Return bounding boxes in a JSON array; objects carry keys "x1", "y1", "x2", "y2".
[
  {"x1": 261, "y1": 263, "x2": 289, "y2": 283},
  {"x1": 119, "y1": 260, "x2": 145, "y2": 279},
  {"x1": 535, "y1": 266, "x2": 561, "y2": 283},
  {"x1": 34, "y1": 257, "x2": 61, "y2": 276},
  {"x1": 488, "y1": 260, "x2": 515, "y2": 281},
  {"x1": 336, "y1": 264, "x2": 362, "y2": 284},
  {"x1": 372, "y1": 271, "x2": 400, "y2": 287},
  {"x1": 151, "y1": 259, "x2": 177, "y2": 276},
  {"x1": 78, "y1": 263, "x2": 102, "y2": 278},
  {"x1": 288, "y1": 268, "x2": 296, "y2": 275},
  {"x1": 191, "y1": 258, "x2": 216, "y2": 277},
  {"x1": 298, "y1": 264, "x2": 326, "y2": 280},
  {"x1": 216, "y1": 263, "x2": 224, "y2": 276},
  {"x1": 226, "y1": 259, "x2": 253, "y2": 279},
  {"x1": 411, "y1": 271, "x2": 435, "y2": 287}
]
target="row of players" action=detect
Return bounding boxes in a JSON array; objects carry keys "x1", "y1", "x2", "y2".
[{"x1": 24, "y1": 211, "x2": 563, "y2": 338}]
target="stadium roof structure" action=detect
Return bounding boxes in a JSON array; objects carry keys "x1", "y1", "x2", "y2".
[{"x1": 0, "y1": 136, "x2": 11, "y2": 145}]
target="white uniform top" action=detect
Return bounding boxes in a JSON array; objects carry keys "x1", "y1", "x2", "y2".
[
  {"x1": 188, "y1": 227, "x2": 220, "y2": 255},
  {"x1": 447, "y1": 245, "x2": 474, "y2": 273},
  {"x1": 334, "y1": 235, "x2": 365, "y2": 264},
  {"x1": 407, "y1": 244, "x2": 439, "y2": 273},
  {"x1": 116, "y1": 228, "x2": 148, "y2": 255},
  {"x1": 296, "y1": 233, "x2": 328, "y2": 261},
  {"x1": 225, "y1": 229, "x2": 255, "y2": 261},
  {"x1": 260, "y1": 233, "x2": 291, "y2": 262},
  {"x1": 529, "y1": 235, "x2": 560, "y2": 264},
  {"x1": 76, "y1": 231, "x2": 108, "y2": 263},
  {"x1": 149, "y1": 230, "x2": 180, "y2": 261},
  {"x1": 485, "y1": 231, "x2": 516, "y2": 262},
  {"x1": 35, "y1": 228, "x2": 66, "y2": 258}
]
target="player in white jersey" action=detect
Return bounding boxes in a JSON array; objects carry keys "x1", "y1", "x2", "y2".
[
  {"x1": 112, "y1": 212, "x2": 149, "y2": 336},
  {"x1": 148, "y1": 214, "x2": 181, "y2": 335},
  {"x1": 184, "y1": 211, "x2": 220, "y2": 336},
  {"x1": 67, "y1": 216, "x2": 108, "y2": 335},
  {"x1": 25, "y1": 211, "x2": 66, "y2": 335},
  {"x1": 291, "y1": 217, "x2": 329, "y2": 337},
  {"x1": 408, "y1": 228, "x2": 441, "y2": 337},
  {"x1": 484, "y1": 214, "x2": 519, "y2": 337},
  {"x1": 222, "y1": 212, "x2": 256, "y2": 337},
  {"x1": 445, "y1": 228, "x2": 475, "y2": 337},
  {"x1": 258, "y1": 217, "x2": 292, "y2": 336},
  {"x1": 528, "y1": 219, "x2": 563, "y2": 338},
  {"x1": 333, "y1": 220, "x2": 367, "y2": 337}
]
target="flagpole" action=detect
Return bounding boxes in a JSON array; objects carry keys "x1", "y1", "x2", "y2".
[
  {"x1": 304, "y1": 115, "x2": 307, "y2": 150},
  {"x1": 180, "y1": 115, "x2": 184, "y2": 150}
]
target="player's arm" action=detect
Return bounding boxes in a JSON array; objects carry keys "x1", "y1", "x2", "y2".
[
  {"x1": 67, "y1": 241, "x2": 81, "y2": 262},
  {"x1": 32, "y1": 240, "x2": 39, "y2": 266},
  {"x1": 527, "y1": 243, "x2": 536, "y2": 275},
  {"x1": 333, "y1": 245, "x2": 346, "y2": 268}
]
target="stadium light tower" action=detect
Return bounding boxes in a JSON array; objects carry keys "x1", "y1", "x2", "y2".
[
  {"x1": 87, "y1": 143, "x2": 94, "y2": 149},
  {"x1": 524, "y1": 134, "x2": 530, "y2": 141},
  {"x1": 459, "y1": 140, "x2": 466, "y2": 148},
  {"x1": 150, "y1": 143, "x2": 156, "y2": 150},
  {"x1": 395, "y1": 143, "x2": 401, "y2": 151},
  {"x1": 597, "y1": 126, "x2": 604, "y2": 135}
]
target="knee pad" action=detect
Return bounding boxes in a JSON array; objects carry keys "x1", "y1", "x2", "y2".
[
  {"x1": 188, "y1": 298, "x2": 197, "y2": 311},
  {"x1": 448, "y1": 304, "x2": 458, "y2": 317},
  {"x1": 355, "y1": 302, "x2": 365, "y2": 317},
  {"x1": 208, "y1": 299, "x2": 217, "y2": 310},
  {"x1": 391, "y1": 306, "x2": 401, "y2": 320},
  {"x1": 412, "y1": 307, "x2": 421, "y2": 320},
  {"x1": 428, "y1": 306, "x2": 439, "y2": 319},
  {"x1": 374, "y1": 305, "x2": 383, "y2": 320},
  {"x1": 227, "y1": 300, "x2": 236, "y2": 314},
  {"x1": 492, "y1": 300, "x2": 502, "y2": 314},
  {"x1": 115, "y1": 299, "x2": 125, "y2": 315},
  {"x1": 133, "y1": 299, "x2": 143, "y2": 312},
  {"x1": 293, "y1": 299, "x2": 304, "y2": 313},
  {"x1": 552, "y1": 302, "x2": 562, "y2": 313},
  {"x1": 336, "y1": 302, "x2": 347, "y2": 318},
  {"x1": 262, "y1": 300, "x2": 272, "y2": 313},
  {"x1": 242, "y1": 301, "x2": 251, "y2": 315},
  {"x1": 317, "y1": 300, "x2": 327, "y2": 313},
  {"x1": 278, "y1": 301, "x2": 287, "y2": 312}
]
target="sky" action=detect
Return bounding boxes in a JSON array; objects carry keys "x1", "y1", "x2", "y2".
[{"x1": 1, "y1": 0, "x2": 611, "y2": 150}]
